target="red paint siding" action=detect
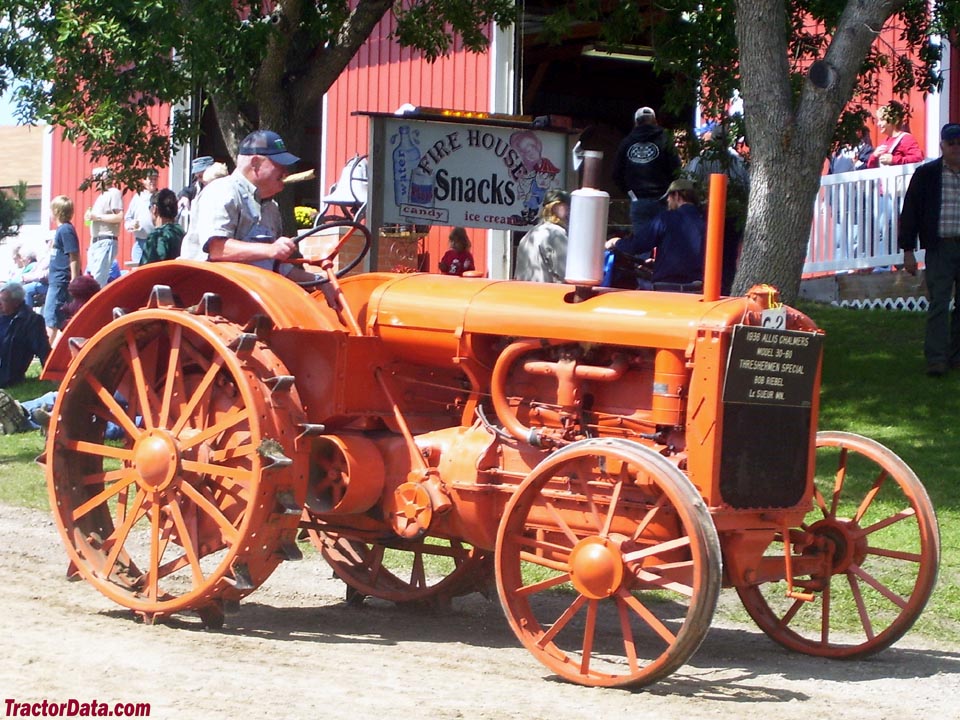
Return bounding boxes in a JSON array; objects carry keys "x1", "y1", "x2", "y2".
[
  {"x1": 325, "y1": 16, "x2": 492, "y2": 273},
  {"x1": 50, "y1": 105, "x2": 172, "y2": 275}
]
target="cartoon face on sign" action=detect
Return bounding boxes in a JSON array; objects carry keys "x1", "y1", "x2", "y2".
[{"x1": 510, "y1": 130, "x2": 544, "y2": 174}]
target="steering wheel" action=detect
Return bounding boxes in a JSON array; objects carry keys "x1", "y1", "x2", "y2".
[{"x1": 278, "y1": 218, "x2": 372, "y2": 286}]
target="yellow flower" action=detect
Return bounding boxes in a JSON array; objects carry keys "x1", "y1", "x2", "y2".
[{"x1": 294, "y1": 206, "x2": 318, "y2": 228}]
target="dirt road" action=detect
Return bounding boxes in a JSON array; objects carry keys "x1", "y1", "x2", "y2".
[{"x1": 1, "y1": 503, "x2": 957, "y2": 720}]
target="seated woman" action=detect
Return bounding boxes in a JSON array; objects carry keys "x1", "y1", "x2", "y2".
[
  {"x1": 140, "y1": 189, "x2": 185, "y2": 265},
  {"x1": 513, "y1": 189, "x2": 571, "y2": 284}
]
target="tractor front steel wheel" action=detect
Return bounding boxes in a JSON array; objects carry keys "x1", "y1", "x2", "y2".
[
  {"x1": 736, "y1": 431, "x2": 940, "y2": 658},
  {"x1": 312, "y1": 529, "x2": 493, "y2": 605},
  {"x1": 45, "y1": 306, "x2": 306, "y2": 623},
  {"x1": 495, "y1": 438, "x2": 721, "y2": 688}
]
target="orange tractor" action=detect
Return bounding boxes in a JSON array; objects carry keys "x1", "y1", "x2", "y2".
[{"x1": 41, "y1": 181, "x2": 939, "y2": 688}]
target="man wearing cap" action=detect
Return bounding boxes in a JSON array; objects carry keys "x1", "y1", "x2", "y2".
[
  {"x1": 84, "y1": 167, "x2": 123, "y2": 288},
  {"x1": 607, "y1": 178, "x2": 705, "y2": 292},
  {"x1": 612, "y1": 106, "x2": 681, "y2": 237},
  {"x1": 196, "y1": 130, "x2": 316, "y2": 282},
  {"x1": 124, "y1": 169, "x2": 158, "y2": 264},
  {"x1": 178, "y1": 156, "x2": 215, "y2": 215},
  {"x1": 899, "y1": 122, "x2": 960, "y2": 376}
]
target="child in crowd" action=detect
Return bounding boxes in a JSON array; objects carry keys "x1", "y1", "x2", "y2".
[
  {"x1": 439, "y1": 227, "x2": 475, "y2": 276},
  {"x1": 43, "y1": 195, "x2": 81, "y2": 344}
]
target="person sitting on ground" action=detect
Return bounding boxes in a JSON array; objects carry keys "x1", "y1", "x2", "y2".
[
  {"x1": 606, "y1": 179, "x2": 705, "y2": 292},
  {"x1": 513, "y1": 189, "x2": 571, "y2": 284},
  {"x1": 439, "y1": 227, "x2": 476, "y2": 276},
  {"x1": 140, "y1": 189, "x2": 185, "y2": 265},
  {"x1": 10, "y1": 243, "x2": 48, "y2": 308},
  {"x1": 0, "y1": 274, "x2": 101, "y2": 434},
  {"x1": 0, "y1": 281, "x2": 51, "y2": 389}
]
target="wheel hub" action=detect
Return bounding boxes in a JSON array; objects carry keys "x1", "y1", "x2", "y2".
[
  {"x1": 569, "y1": 536, "x2": 624, "y2": 599},
  {"x1": 133, "y1": 429, "x2": 181, "y2": 492},
  {"x1": 806, "y1": 517, "x2": 866, "y2": 572}
]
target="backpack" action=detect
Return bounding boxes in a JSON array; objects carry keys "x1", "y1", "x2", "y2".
[{"x1": 0, "y1": 390, "x2": 30, "y2": 435}]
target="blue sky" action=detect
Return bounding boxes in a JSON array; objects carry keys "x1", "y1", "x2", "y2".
[{"x1": 0, "y1": 91, "x2": 19, "y2": 125}]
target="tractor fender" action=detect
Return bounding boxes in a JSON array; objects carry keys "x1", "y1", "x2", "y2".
[{"x1": 43, "y1": 260, "x2": 341, "y2": 381}]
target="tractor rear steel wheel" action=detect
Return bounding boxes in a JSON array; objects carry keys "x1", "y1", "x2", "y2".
[
  {"x1": 495, "y1": 438, "x2": 721, "y2": 688},
  {"x1": 312, "y1": 529, "x2": 493, "y2": 605},
  {"x1": 736, "y1": 431, "x2": 940, "y2": 658},
  {"x1": 45, "y1": 306, "x2": 306, "y2": 623}
]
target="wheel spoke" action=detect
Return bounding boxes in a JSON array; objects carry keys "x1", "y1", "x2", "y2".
[
  {"x1": 178, "y1": 407, "x2": 250, "y2": 451},
  {"x1": 631, "y1": 495, "x2": 667, "y2": 542},
  {"x1": 170, "y1": 354, "x2": 226, "y2": 436},
  {"x1": 847, "y1": 571, "x2": 876, "y2": 641},
  {"x1": 85, "y1": 375, "x2": 142, "y2": 439},
  {"x1": 122, "y1": 327, "x2": 157, "y2": 431},
  {"x1": 829, "y1": 448, "x2": 848, "y2": 517},
  {"x1": 167, "y1": 497, "x2": 206, "y2": 587},
  {"x1": 861, "y1": 507, "x2": 916, "y2": 536},
  {"x1": 158, "y1": 323, "x2": 184, "y2": 428},
  {"x1": 544, "y1": 498, "x2": 581, "y2": 547},
  {"x1": 571, "y1": 456, "x2": 602, "y2": 531},
  {"x1": 71, "y1": 471, "x2": 138, "y2": 522},
  {"x1": 101, "y1": 488, "x2": 148, "y2": 581},
  {"x1": 849, "y1": 562, "x2": 909, "y2": 609},
  {"x1": 618, "y1": 588, "x2": 676, "y2": 645},
  {"x1": 147, "y1": 494, "x2": 162, "y2": 601},
  {"x1": 866, "y1": 545, "x2": 922, "y2": 563},
  {"x1": 409, "y1": 551, "x2": 426, "y2": 590},
  {"x1": 79, "y1": 468, "x2": 131, "y2": 487},
  {"x1": 209, "y1": 443, "x2": 258, "y2": 463},
  {"x1": 853, "y1": 469, "x2": 888, "y2": 522},
  {"x1": 181, "y1": 458, "x2": 253, "y2": 483},
  {"x1": 178, "y1": 482, "x2": 241, "y2": 544},
  {"x1": 580, "y1": 599, "x2": 598, "y2": 675},
  {"x1": 538, "y1": 593, "x2": 588, "y2": 649},
  {"x1": 819, "y1": 574, "x2": 831, "y2": 646},
  {"x1": 64, "y1": 438, "x2": 135, "y2": 462},
  {"x1": 615, "y1": 596, "x2": 640, "y2": 674},
  {"x1": 621, "y1": 535, "x2": 691, "y2": 564},
  {"x1": 633, "y1": 560, "x2": 696, "y2": 597},
  {"x1": 600, "y1": 480, "x2": 624, "y2": 538},
  {"x1": 514, "y1": 572, "x2": 573, "y2": 597}
]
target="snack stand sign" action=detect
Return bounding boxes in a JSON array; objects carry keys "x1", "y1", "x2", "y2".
[{"x1": 371, "y1": 115, "x2": 569, "y2": 232}]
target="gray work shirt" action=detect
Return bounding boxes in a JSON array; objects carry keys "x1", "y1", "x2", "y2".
[{"x1": 197, "y1": 170, "x2": 289, "y2": 273}]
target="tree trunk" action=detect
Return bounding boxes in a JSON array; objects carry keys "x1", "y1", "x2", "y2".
[{"x1": 731, "y1": 0, "x2": 909, "y2": 304}]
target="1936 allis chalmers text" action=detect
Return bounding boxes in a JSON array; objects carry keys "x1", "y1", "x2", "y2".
[{"x1": 40, "y1": 178, "x2": 939, "y2": 688}]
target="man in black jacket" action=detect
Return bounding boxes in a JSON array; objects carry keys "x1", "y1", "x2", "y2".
[
  {"x1": 612, "y1": 106, "x2": 680, "y2": 237},
  {"x1": 900, "y1": 122, "x2": 960, "y2": 376},
  {"x1": 0, "y1": 282, "x2": 51, "y2": 388}
]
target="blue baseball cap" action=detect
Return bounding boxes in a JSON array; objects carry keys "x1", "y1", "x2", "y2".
[
  {"x1": 941, "y1": 123, "x2": 960, "y2": 142},
  {"x1": 238, "y1": 130, "x2": 300, "y2": 166},
  {"x1": 190, "y1": 156, "x2": 214, "y2": 175}
]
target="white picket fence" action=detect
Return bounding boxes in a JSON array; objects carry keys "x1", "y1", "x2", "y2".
[{"x1": 805, "y1": 162, "x2": 925, "y2": 274}]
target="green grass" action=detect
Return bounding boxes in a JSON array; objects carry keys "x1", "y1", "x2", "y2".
[
  {"x1": 0, "y1": 361, "x2": 56, "y2": 510},
  {"x1": 2, "y1": 308, "x2": 958, "y2": 646}
]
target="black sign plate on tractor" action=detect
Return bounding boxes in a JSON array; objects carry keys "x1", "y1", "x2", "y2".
[{"x1": 719, "y1": 326, "x2": 824, "y2": 509}]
